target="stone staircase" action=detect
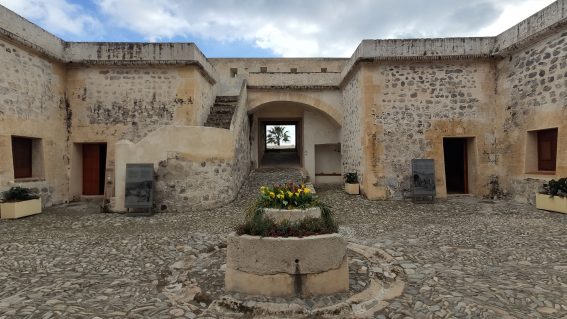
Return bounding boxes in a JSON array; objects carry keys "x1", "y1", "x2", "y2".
[{"x1": 204, "y1": 96, "x2": 238, "y2": 129}]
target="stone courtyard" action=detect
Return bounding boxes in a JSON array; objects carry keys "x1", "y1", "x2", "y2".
[{"x1": 1, "y1": 169, "x2": 566, "y2": 319}]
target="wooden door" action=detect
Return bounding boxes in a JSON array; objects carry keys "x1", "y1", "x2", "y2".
[
  {"x1": 537, "y1": 129, "x2": 557, "y2": 171},
  {"x1": 12, "y1": 137, "x2": 32, "y2": 179},
  {"x1": 83, "y1": 144, "x2": 101, "y2": 195}
]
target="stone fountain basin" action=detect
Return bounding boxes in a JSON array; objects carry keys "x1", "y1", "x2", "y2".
[{"x1": 225, "y1": 233, "x2": 349, "y2": 297}]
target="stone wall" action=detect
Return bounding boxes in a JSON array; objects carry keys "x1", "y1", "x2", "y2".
[
  {"x1": 496, "y1": 26, "x2": 567, "y2": 203},
  {"x1": 210, "y1": 58, "x2": 346, "y2": 81},
  {"x1": 67, "y1": 65, "x2": 211, "y2": 142},
  {"x1": 65, "y1": 65, "x2": 214, "y2": 201},
  {"x1": 360, "y1": 60, "x2": 498, "y2": 199},
  {"x1": 0, "y1": 37, "x2": 67, "y2": 206},
  {"x1": 153, "y1": 85, "x2": 250, "y2": 212},
  {"x1": 341, "y1": 70, "x2": 363, "y2": 182}
]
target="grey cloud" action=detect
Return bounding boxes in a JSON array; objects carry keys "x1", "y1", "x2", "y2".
[{"x1": 1, "y1": 0, "x2": 552, "y2": 56}]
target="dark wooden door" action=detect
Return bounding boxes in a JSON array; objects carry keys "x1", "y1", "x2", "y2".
[
  {"x1": 83, "y1": 144, "x2": 101, "y2": 195},
  {"x1": 12, "y1": 137, "x2": 32, "y2": 179},
  {"x1": 537, "y1": 129, "x2": 557, "y2": 171},
  {"x1": 443, "y1": 138, "x2": 468, "y2": 194}
]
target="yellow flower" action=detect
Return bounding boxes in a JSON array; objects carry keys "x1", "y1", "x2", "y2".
[
  {"x1": 295, "y1": 192, "x2": 300, "y2": 197},
  {"x1": 304, "y1": 188, "x2": 311, "y2": 194},
  {"x1": 269, "y1": 192, "x2": 275, "y2": 198},
  {"x1": 287, "y1": 191, "x2": 293, "y2": 197}
]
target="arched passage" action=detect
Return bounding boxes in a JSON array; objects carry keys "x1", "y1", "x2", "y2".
[
  {"x1": 249, "y1": 99, "x2": 342, "y2": 184},
  {"x1": 247, "y1": 91, "x2": 343, "y2": 127}
]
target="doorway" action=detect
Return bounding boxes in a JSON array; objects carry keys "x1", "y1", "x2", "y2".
[
  {"x1": 259, "y1": 120, "x2": 301, "y2": 168},
  {"x1": 443, "y1": 138, "x2": 468, "y2": 194},
  {"x1": 82, "y1": 143, "x2": 107, "y2": 195}
]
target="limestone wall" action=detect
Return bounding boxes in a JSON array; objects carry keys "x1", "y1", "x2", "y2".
[
  {"x1": 341, "y1": 70, "x2": 363, "y2": 183},
  {"x1": 359, "y1": 60, "x2": 498, "y2": 199},
  {"x1": 113, "y1": 125, "x2": 235, "y2": 211},
  {"x1": 496, "y1": 26, "x2": 567, "y2": 203},
  {"x1": 0, "y1": 5, "x2": 64, "y2": 60},
  {"x1": 210, "y1": 58, "x2": 346, "y2": 81},
  {"x1": 0, "y1": 36, "x2": 67, "y2": 206},
  {"x1": 65, "y1": 64, "x2": 215, "y2": 199},
  {"x1": 149, "y1": 82, "x2": 250, "y2": 212}
]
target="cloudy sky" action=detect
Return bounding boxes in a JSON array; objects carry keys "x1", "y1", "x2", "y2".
[{"x1": 0, "y1": 0, "x2": 556, "y2": 57}]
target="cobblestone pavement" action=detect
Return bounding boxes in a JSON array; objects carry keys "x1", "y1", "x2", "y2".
[{"x1": 0, "y1": 168, "x2": 566, "y2": 318}]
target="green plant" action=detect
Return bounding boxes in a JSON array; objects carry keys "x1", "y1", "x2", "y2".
[
  {"x1": 266, "y1": 126, "x2": 291, "y2": 146},
  {"x1": 1, "y1": 186, "x2": 39, "y2": 202},
  {"x1": 344, "y1": 172, "x2": 358, "y2": 184},
  {"x1": 239, "y1": 194, "x2": 338, "y2": 237},
  {"x1": 541, "y1": 178, "x2": 567, "y2": 198}
]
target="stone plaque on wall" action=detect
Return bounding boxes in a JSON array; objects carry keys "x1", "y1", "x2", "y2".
[
  {"x1": 125, "y1": 163, "x2": 154, "y2": 209},
  {"x1": 411, "y1": 159, "x2": 436, "y2": 199}
]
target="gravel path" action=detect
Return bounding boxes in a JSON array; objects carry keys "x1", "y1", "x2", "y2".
[{"x1": 0, "y1": 168, "x2": 566, "y2": 318}]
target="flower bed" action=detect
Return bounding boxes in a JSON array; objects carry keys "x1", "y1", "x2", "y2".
[{"x1": 236, "y1": 182, "x2": 338, "y2": 237}]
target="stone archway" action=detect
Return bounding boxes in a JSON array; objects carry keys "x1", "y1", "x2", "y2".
[
  {"x1": 248, "y1": 97, "x2": 342, "y2": 184},
  {"x1": 247, "y1": 91, "x2": 343, "y2": 127}
]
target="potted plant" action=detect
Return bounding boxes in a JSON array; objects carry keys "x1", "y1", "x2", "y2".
[
  {"x1": 344, "y1": 172, "x2": 360, "y2": 195},
  {"x1": 0, "y1": 186, "x2": 42, "y2": 219},
  {"x1": 536, "y1": 178, "x2": 567, "y2": 214}
]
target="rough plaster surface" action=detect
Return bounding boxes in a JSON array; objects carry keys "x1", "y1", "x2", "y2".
[{"x1": 226, "y1": 233, "x2": 347, "y2": 275}]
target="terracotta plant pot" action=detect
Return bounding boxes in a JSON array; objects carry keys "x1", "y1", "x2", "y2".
[
  {"x1": 345, "y1": 183, "x2": 360, "y2": 195},
  {"x1": 0, "y1": 198, "x2": 42, "y2": 219},
  {"x1": 536, "y1": 193, "x2": 567, "y2": 214}
]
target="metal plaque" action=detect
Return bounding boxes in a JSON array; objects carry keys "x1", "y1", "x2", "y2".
[
  {"x1": 411, "y1": 159, "x2": 436, "y2": 198},
  {"x1": 124, "y1": 163, "x2": 154, "y2": 209}
]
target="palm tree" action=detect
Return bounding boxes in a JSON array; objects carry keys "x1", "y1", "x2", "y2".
[{"x1": 266, "y1": 126, "x2": 291, "y2": 146}]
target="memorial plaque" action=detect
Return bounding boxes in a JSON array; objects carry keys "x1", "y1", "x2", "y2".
[
  {"x1": 411, "y1": 159, "x2": 436, "y2": 199},
  {"x1": 125, "y1": 163, "x2": 154, "y2": 209}
]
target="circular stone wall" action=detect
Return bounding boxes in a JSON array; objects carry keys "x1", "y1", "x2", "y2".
[
  {"x1": 225, "y1": 233, "x2": 349, "y2": 297},
  {"x1": 263, "y1": 207, "x2": 321, "y2": 223}
]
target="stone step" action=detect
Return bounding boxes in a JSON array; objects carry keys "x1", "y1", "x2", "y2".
[
  {"x1": 216, "y1": 96, "x2": 238, "y2": 103},
  {"x1": 204, "y1": 95, "x2": 239, "y2": 129},
  {"x1": 213, "y1": 102, "x2": 237, "y2": 107},
  {"x1": 207, "y1": 113, "x2": 232, "y2": 120},
  {"x1": 210, "y1": 106, "x2": 236, "y2": 113}
]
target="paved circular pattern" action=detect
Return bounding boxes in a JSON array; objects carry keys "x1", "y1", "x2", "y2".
[
  {"x1": 160, "y1": 241, "x2": 404, "y2": 318},
  {"x1": 0, "y1": 169, "x2": 566, "y2": 318}
]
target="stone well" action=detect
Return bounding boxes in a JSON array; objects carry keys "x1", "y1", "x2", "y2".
[{"x1": 225, "y1": 233, "x2": 349, "y2": 297}]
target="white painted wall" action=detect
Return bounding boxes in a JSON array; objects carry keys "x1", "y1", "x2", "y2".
[
  {"x1": 315, "y1": 144, "x2": 342, "y2": 184},
  {"x1": 303, "y1": 110, "x2": 341, "y2": 183}
]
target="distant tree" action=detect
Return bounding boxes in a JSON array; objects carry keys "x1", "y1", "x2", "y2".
[{"x1": 266, "y1": 126, "x2": 291, "y2": 146}]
